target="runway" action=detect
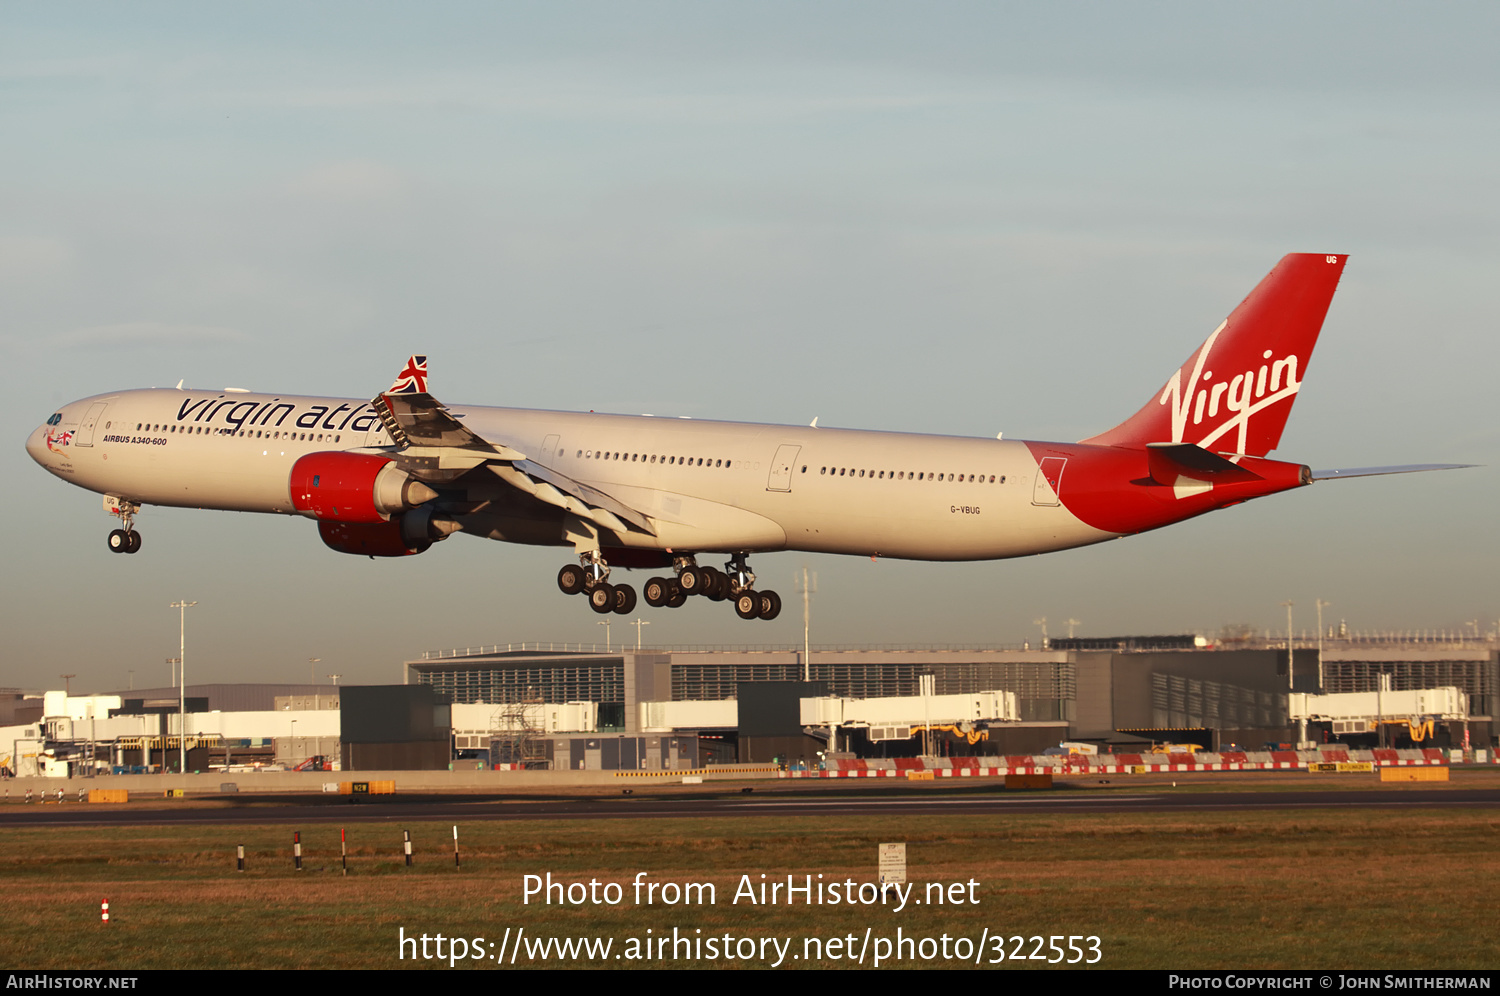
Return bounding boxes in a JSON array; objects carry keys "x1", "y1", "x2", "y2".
[{"x1": 4, "y1": 783, "x2": 1497, "y2": 827}]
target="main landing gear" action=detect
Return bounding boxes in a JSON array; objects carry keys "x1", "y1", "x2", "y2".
[
  {"x1": 557, "y1": 551, "x2": 780, "y2": 621},
  {"x1": 556, "y1": 551, "x2": 637, "y2": 616},
  {"x1": 106, "y1": 500, "x2": 142, "y2": 554}
]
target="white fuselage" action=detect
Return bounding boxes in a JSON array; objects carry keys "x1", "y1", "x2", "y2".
[{"x1": 27, "y1": 388, "x2": 1114, "y2": 561}]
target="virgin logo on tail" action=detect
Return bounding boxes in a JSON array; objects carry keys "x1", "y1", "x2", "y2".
[
  {"x1": 1160, "y1": 323, "x2": 1303, "y2": 456},
  {"x1": 1081, "y1": 254, "x2": 1345, "y2": 458}
]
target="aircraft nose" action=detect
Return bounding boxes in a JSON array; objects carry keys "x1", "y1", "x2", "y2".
[{"x1": 26, "y1": 424, "x2": 50, "y2": 466}]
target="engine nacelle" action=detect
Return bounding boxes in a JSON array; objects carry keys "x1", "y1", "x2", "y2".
[
  {"x1": 290, "y1": 452, "x2": 437, "y2": 523},
  {"x1": 316, "y1": 506, "x2": 462, "y2": 558},
  {"x1": 318, "y1": 519, "x2": 429, "y2": 557}
]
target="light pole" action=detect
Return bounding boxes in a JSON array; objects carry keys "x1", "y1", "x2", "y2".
[
  {"x1": 630, "y1": 618, "x2": 650, "y2": 651},
  {"x1": 170, "y1": 600, "x2": 197, "y2": 778},
  {"x1": 166, "y1": 657, "x2": 180, "y2": 687},
  {"x1": 597, "y1": 618, "x2": 611, "y2": 652},
  {"x1": 1279, "y1": 601, "x2": 1294, "y2": 690},
  {"x1": 1316, "y1": 599, "x2": 1331, "y2": 691},
  {"x1": 1034, "y1": 616, "x2": 1048, "y2": 650},
  {"x1": 797, "y1": 567, "x2": 817, "y2": 681},
  {"x1": 308, "y1": 658, "x2": 321, "y2": 686},
  {"x1": 1279, "y1": 599, "x2": 1299, "y2": 746}
]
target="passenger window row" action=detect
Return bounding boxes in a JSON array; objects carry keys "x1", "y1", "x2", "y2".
[
  {"x1": 572, "y1": 449, "x2": 731, "y2": 469},
  {"x1": 130, "y1": 422, "x2": 341, "y2": 444},
  {"x1": 818, "y1": 467, "x2": 1004, "y2": 484}
]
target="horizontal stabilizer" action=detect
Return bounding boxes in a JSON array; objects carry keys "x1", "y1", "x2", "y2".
[
  {"x1": 1146, "y1": 442, "x2": 1263, "y2": 485},
  {"x1": 1311, "y1": 464, "x2": 1476, "y2": 481}
]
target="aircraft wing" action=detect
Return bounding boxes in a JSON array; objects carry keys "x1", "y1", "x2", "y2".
[
  {"x1": 490, "y1": 460, "x2": 656, "y2": 536},
  {"x1": 373, "y1": 356, "x2": 656, "y2": 536}
]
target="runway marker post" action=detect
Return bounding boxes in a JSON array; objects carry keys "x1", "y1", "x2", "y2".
[
  {"x1": 403, "y1": 829, "x2": 412, "y2": 868},
  {"x1": 294, "y1": 831, "x2": 303, "y2": 872}
]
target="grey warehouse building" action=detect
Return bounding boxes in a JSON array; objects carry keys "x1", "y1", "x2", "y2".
[{"x1": 404, "y1": 640, "x2": 1500, "y2": 760}]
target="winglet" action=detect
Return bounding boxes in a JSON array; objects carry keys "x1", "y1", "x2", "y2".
[{"x1": 387, "y1": 355, "x2": 430, "y2": 395}]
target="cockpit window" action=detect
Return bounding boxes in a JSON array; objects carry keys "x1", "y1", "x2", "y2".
[{"x1": 46, "y1": 413, "x2": 62, "y2": 426}]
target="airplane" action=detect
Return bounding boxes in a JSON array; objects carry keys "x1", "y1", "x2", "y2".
[{"x1": 26, "y1": 253, "x2": 1468, "y2": 622}]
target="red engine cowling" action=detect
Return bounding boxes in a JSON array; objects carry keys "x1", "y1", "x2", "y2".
[
  {"x1": 290, "y1": 452, "x2": 436, "y2": 523},
  {"x1": 318, "y1": 520, "x2": 430, "y2": 557}
]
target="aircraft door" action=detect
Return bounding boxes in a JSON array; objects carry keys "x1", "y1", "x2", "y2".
[
  {"x1": 73, "y1": 403, "x2": 109, "y2": 447},
  {"x1": 766, "y1": 444, "x2": 801, "y2": 492},
  {"x1": 1031, "y1": 457, "x2": 1066, "y2": 506},
  {"x1": 541, "y1": 434, "x2": 561, "y2": 463},
  {"x1": 363, "y1": 420, "x2": 390, "y2": 447}
]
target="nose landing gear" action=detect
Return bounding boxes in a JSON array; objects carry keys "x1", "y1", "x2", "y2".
[{"x1": 105, "y1": 499, "x2": 142, "y2": 554}]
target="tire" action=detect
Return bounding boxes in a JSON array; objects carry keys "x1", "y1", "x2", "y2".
[
  {"x1": 557, "y1": 564, "x2": 586, "y2": 595},
  {"x1": 643, "y1": 577, "x2": 670, "y2": 607},
  {"x1": 666, "y1": 583, "x2": 687, "y2": 609},
  {"x1": 613, "y1": 583, "x2": 637, "y2": 615},
  {"x1": 678, "y1": 566, "x2": 704, "y2": 595},
  {"x1": 757, "y1": 589, "x2": 782, "y2": 621},
  {"x1": 705, "y1": 567, "x2": 729, "y2": 601},
  {"x1": 589, "y1": 583, "x2": 615, "y2": 614},
  {"x1": 125, "y1": 531, "x2": 142, "y2": 554},
  {"x1": 734, "y1": 591, "x2": 760, "y2": 620},
  {"x1": 107, "y1": 529, "x2": 128, "y2": 553}
]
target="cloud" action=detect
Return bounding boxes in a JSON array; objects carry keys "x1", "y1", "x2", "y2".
[{"x1": 51, "y1": 321, "x2": 250, "y2": 350}]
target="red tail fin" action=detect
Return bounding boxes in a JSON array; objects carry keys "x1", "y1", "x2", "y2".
[{"x1": 1082, "y1": 253, "x2": 1347, "y2": 456}]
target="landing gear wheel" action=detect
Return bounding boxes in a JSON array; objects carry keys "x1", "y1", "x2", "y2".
[
  {"x1": 704, "y1": 567, "x2": 729, "y2": 601},
  {"x1": 107, "y1": 529, "x2": 129, "y2": 554},
  {"x1": 643, "y1": 577, "x2": 671, "y2": 607},
  {"x1": 558, "y1": 564, "x2": 587, "y2": 595},
  {"x1": 666, "y1": 583, "x2": 687, "y2": 609},
  {"x1": 678, "y1": 566, "x2": 707, "y2": 596},
  {"x1": 612, "y1": 583, "x2": 637, "y2": 615},
  {"x1": 734, "y1": 591, "x2": 760, "y2": 620},
  {"x1": 125, "y1": 531, "x2": 141, "y2": 554},
  {"x1": 589, "y1": 583, "x2": 616, "y2": 614},
  {"x1": 757, "y1": 589, "x2": 782, "y2": 621}
]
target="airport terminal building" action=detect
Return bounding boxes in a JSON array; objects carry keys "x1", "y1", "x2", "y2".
[
  {"x1": 6, "y1": 635, "x2": 1492, "y2": 776},
  {"x1": 403, "y1": 637, "x2": 1499, "y2": 764}
]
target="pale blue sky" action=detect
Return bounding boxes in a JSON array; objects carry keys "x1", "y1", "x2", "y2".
[{"x1": 5, "y1": 3, "x2": 1498, "y2": 691}]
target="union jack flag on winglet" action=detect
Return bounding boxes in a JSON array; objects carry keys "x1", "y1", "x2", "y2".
[{"x1": 387, "y1": 355, "x2": 429, "y2": 395}]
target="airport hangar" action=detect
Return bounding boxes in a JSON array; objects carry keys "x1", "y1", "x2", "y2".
[{"x1": 402, "y1": 637, "x2": 1498, "y2": 767}]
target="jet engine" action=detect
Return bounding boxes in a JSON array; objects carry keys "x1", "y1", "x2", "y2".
[
  {"x1": 289, "y1": 452, "x2": 438, "y2": 522},
  {"x1": 317, "y1": 506, "x2": 461, "y2": 557}
]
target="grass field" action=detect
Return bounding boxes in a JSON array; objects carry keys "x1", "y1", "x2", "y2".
[{"x1": 3, "y1": 795, "x2": 1498, "y2": 970}]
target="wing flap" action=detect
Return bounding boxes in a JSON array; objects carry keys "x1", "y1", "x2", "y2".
[{"x1": 375, "y1": 355, "x2": 657, "y2": 536}]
